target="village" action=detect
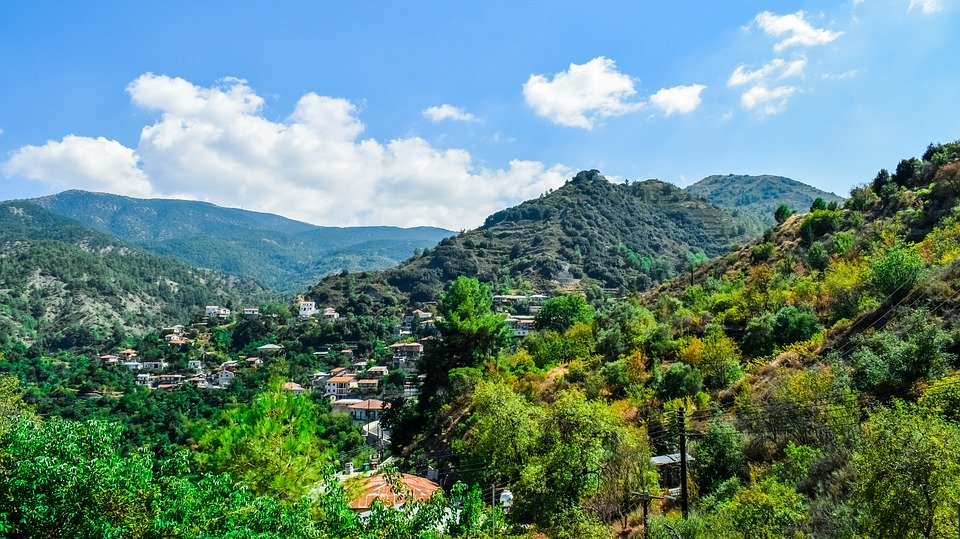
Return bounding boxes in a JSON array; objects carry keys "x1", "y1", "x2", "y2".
[{"x1": 85, "y1": 294, "x2": 551, "y2": 510}]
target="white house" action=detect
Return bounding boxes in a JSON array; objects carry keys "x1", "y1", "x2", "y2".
[
  {"x1": 326, "y1": 374, "x2": 357, "y2": 398},
  {"x1": 322, "y1": 307, "x2": 340, "y2": 321},
  {"x1": 135, "y1": 373, "x2": 154, "y2": 387},
  {"x1": 187, "y1": 360, "x2": 203, "y2": 372},
  {"x1": 213, "y1": 370, "x2": 235, "y2": 387},
  {"x1": 298, "y1": 301, "x2": 317, "y2": 318},
  {"x1": 242, "y1": 307, "x2": 260, "y2": 317},
  {"x1": 123, "y1": 361, "x2": 142, "y2": 372},
  {"x1": 141, "y1": 360, "x2": 168, "y2": 373}
]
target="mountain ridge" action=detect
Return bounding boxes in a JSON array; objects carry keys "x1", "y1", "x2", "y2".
[{"x1": 30, "y1": 190, "x2": 453, "y2": 292}]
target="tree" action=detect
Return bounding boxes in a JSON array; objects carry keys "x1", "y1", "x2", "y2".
[
  {"x1": 810, "y1": 197, "x2": 827, "y2": 212},
  {"x1": 692, "y1": 420, "x2": 746, "y2": 495},
  {"x1": 806, "y1": 242, "x2": 829, "y2": 271},
  {"x1": 774, "y1": 204, "x2": 794, "y2": 225},
  {"x1": 772, "y1": 306, "x2": 820, "y2": 347},
  {"x1": 418, "y1": 277, "x2": 511, "y2": 409},
  {"x1": 686, "y1": 251, "x2": 708, "y2": 287},
  {"x1": 535, "y1": 294, "x2": 595, "y2": 332},
  {"x1": 656, "y1": 362, "x2": 703, "y2": 401},
  {"x1": 196, "y1": 380, "x2": 356, "y2": 500},
  {"x1": 855, "y1": 404, "x2": 960, "y2": 538},
  {"x1": 867, "y1": 245, "x2": 925, "y2": 297}
]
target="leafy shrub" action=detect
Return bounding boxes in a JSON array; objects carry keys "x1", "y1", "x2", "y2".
[
  {"x1": 772, "y1": 306, "x2": 820, "y2": 347},
  {"x1": 798, "y1": 210, "x2": 842, "y2": 244},
  {"x1": 656, "y1": 362, "x2": 704, "y2": 401},
  {"x1": 866, "y1": 246, "x2": 925, "y2": 297},
  {"x1": 806, "y1": 242, "x2": 829, "y2": 271},
  {"x1": 751, "y1": 242, "x2": 775, "y2": 262}
]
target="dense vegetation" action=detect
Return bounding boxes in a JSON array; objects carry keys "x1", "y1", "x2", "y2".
[
  {"x1": 7, "y1": 142, "x2": 960, "y2": 537},
  {"x1": 685, "y1": 174, "x2": 844, "y2": 228},
  {"x1": 0, "y1": 202, "x2": 265, "y2": 348},
  {"x1": 308, "y1": 170, "x2": 762, "y2": 313},
  {"x1": 381, "y1": 141, "x2": 960, "y2": 537},
  {"x1": 32, "y1": 190, "x2": 453, "y2": 292}
]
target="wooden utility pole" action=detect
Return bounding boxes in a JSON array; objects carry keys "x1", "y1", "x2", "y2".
[{"x1": 678, "y1": 408, "x2": 689, "y2": 519}]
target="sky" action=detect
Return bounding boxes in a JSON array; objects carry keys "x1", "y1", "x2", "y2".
[{"x1": 1, "y1": 0, "x2": 958, "y2": 229}]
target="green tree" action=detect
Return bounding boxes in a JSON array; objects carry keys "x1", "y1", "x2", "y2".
[
  {"x1": 810, "y1": 197, "x2": 827, "y2": 212},
  {"x1": 196, "y1": 380, "x2": 355, "y2": 500},
  {"x1": 772, "y1": 306, "x2": 820, "y2": 347},
  {"x1": 806, "y1": 242, "x2": 829, "y2": 271},
  {"x1": 774, "y1": 204, "x2": 794, "y2": 225},
  {"x1": 418, "y1": 277, "x2": 510, "y2": 409},
  {"x1": 535, "y1": 294, "x2": 595, "y2": 332},
  {"x1": 656, "y1": 362, "x2": 703, "y2": 401},
  {"x1": 867, "y1": 245, "x2": 925, "y2": 297},
  {"x1": 692, "y1": 420, "x2": 746, "y2": 495},
  {"x1": 855, "y1": 404, "x2": 960, "y2": 538}
]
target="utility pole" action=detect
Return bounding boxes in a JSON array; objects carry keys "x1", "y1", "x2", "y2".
[
  {"x1": 678, "y1": 407, "x2": 689, "y2": 519},
  {"x1": 641, "y1": 490, "x2": 653, "y2": 539}
]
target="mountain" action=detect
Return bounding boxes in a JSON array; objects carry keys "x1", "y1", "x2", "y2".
[
  {"x1": 685, "y1": 174, "x2": 844, "y2": 227},
  {"x1": 0, "y1": 201, "x2": 266, "y2": 348},
  {"x1": 305, "y1": 170, "x2": 761, "y2": 313},
  {"x1": 30, "y1": 190, "x2": 453, "y2": 292}
]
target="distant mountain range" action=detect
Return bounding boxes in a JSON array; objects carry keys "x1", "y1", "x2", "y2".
[
  {"x1": 0, "y1": 201, "x2": 266, "y2": 347},
  {"x1": 30, "y1": 190, "x2": 454, "y2": 292},
  {"x1": 685, "y1": 174, "x2": 844, "y2": 227},
  {"x1": 306, "y1": 170, "x2": 767, "y2": 314}
]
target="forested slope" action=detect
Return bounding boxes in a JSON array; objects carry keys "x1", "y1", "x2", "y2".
[{"x1": 0, "y1": 201, "x2": 265, "y2": 348}]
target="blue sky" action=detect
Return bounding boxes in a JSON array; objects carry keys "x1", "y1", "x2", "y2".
[{"x1": 1, "y1": 1, "x2": 958, "y2": 229}]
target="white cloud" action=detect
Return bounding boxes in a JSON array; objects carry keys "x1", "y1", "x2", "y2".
[
  {"x1": 755, "y1": 11, "x2": 843, "y2": 51},
  {"x1": 740, "y1": 86, "x2": 797, "y2": 115},
  {"x1": 909, "y1": 0, "x2": 946, "y2": 13},
  {"x1": 523, "y1": 57, "x2": 645, "y2": 129},
  {"x1": 3, "y1": 135, "x2": 153, "y2": 196},
  {"x1": 422, "y1": 104, "x2": 478, "y2": 123},
  {"x1": 728, "y1": 56, "x2": 807, "y2": 87},
  {"x1": 3, "y1": 74, "x2": 572, "y2": 229},
  {"x1": 649, "y1": 84, "x2": 707, "y2": 116}
]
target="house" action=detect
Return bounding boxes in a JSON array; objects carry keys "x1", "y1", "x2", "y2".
[
  {"x1": 119, "y1": 348, "x2": 138, "y2": 360},
  {"x1": 298, "y1": 301, "x2": 317, "y2": 318},
  {"x1": 322, "y1": 307, "x2": 340, "y2": 321},
  {"x1": 241, "y1": 307, "x2": 260, "y2": 317},
  {"x1": 346, "y1": 473, "x2": 441, "y2": 513},
  {"x1": 331, "y1": 398, "x2": 364, "y2": 416},
  {"x1": 492, "y1": 294, "x2": 549, "y2": 314},
  {"x1": 220, "y1": 360, "x2": 238, "y2": 371},
  {"x1": 326, "y1": 375, "x2": 357, "y2": 398},
  {"x1": 166, "y1": 336, "x2": 190, "y2": 346},
  {"x1": 161, "y1": 325, "x2": 184, "y2": 335},
  {"x1": 506, "y1": 315, "x2": 536, "y2": 338},
  {"x1": 357, "y1": 379, "x2": 379, "y2": 393},
  {"x1": 309, "y1": 372, "x2": 331, "y2": 389},
  {"x1": 187, "y1": 360, "x2": 203, "y2": 372},
  {"x1": 213, "y1": 370, "x2": 235, "y2": 387},
  {"x1": 156, "y1": 374, "x2": 184, "y2": 387},
  {"x1": 367, "y1": 366, "x2": 389, "y2": 378},
  {"x1": 257, "y1": 343, "x2": 284, "y2": 356},
  {"x1": 283, "y1": 382, "x2": 306, "y2": 395},
  {"x1": 651, "y1": 453, "x2": 694, "y2": 496},
  {"x1": 244, "y1": 357, "x2": 263, "y2": 367},
  {"x1": 348, "y1": 399, "x2": 387, "y2": 422},
  {"x1": 141, "y1": 360, "x2": 168, "y2": 373},
  {"x1": 123, "y1": 361, "x2": 142, "y2": 372},
  {"x1": 98, "y1": 354, "x2": 119, "y2": 364},
  {"x1": 135, "y1": 373, "x2": 154, "y2": 387},
  {"x1": 204, "y1": 306, "x2": 231, "y2": 320},
  {"x1": 389, "y1": 342, "x2": 423, "y2": 372}
]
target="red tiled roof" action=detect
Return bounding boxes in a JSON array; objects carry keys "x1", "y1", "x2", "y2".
[{"x1": 348, "y1": 473, "x2": 441, "y2": 510}]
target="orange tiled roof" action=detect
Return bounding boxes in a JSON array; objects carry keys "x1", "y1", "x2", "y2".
[{"x1": 348, "y1": 473, "x2": 440, "y2": 510}]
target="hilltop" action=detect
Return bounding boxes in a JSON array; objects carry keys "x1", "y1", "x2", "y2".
[
  {"x1": 31, "y1": 190, "x2": 453, "y2": 292},
  {"x1": 306, "y1": 170, "x2": 760, "y2": 313},
  {"x1": 0, "y1": 201, "x2": 266, "y2": 348},
  {"x1": 685, "y1": 173, "x2": 844, "y2": 227}
]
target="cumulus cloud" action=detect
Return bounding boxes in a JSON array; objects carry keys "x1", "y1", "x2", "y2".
[
  {"x1": 909, "y1": 0, "x2": 946, "y2": 13},
  {"x1": 422, "y1": 104, "x2": 478, "y2": 123},
  {"x1": 740, "y1": 86, "x2": 797, "y2": 116},
  {"x1": 649, "y1": 84, "x2": 707, "y2": 116},
  {"x1": 3, "y1": 73, "x2": 572, "y2": 229},
  {"x1": 728, "y1": 57, "x2": 807, "y2": 87},
  {"x1": 3, "y1": 135, "x2": 153, "y2": 196},
  {"x1": 523, "y1": 57, "x2": 645, "y2": 129},
  {"x1": 755, "y1": 11, "x2": 843, "y2": 51}
]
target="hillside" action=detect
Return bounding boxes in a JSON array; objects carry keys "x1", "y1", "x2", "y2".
[
  {"x1": 0, "y1": 201, "x2": 266, "y2": 348},
  {"x1": 685, "y1": 174, "x2": 844, "y2": 227},
  {"x1": 383, "y1": 141, "x2": 960, "y2": 538},
  {"x1": 306, "y1": 170, "x2": 760, "y2": 313},
  {"x1": 31, "y1": 190, "x2": 453, "y2": 292}
]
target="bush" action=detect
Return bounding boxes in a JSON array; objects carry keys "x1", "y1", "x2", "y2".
[
  {"x1": 656, "y1": 362, "x2": 704, "y2": 401},
  {"x1": 751, "y1": 242, "x2": 775, "y2": 262},
  {"x1": 772, "y1": 306, "x2": 820, "y2": 347},
  {"x1": 798, "y1": 210, "x2": 842, "y2": 244},
  {"x1": 692, "y1": 420, "x2": 746, "y2": 495},
  {"x1": 806, "y1": 242, "x2": 829, "y2": 271},
  {"x1": 867, "y1": 246, "x2": 925, "y2": 297}
]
